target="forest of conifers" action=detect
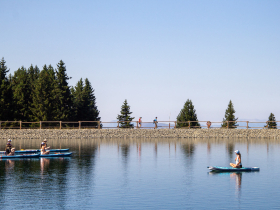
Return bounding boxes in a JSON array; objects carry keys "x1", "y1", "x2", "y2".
[{"x1": 0, "y1": 58, "x2": 100, "y2": 124}]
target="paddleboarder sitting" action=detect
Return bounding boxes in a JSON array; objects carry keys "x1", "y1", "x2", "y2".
[
  {"x1": 41, "y1": 142, "x2": 50, "y2": 155},
  {"x1": 6, "y1": 139, "x2": 12, "y2": 155},
  {"x1": 7, "y1": 148, "x2": 15, "y2": 156},
  {"x1": 230, "y1": 150, "x2": 242, "y2": 168},
  {"x1": 41, "y1": 139, "x2": 50, "y2": 150}
]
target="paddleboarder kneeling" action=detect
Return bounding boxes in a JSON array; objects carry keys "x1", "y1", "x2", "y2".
[{"x1": 230, "y1": 150, "x2": 242, "y2": 168}]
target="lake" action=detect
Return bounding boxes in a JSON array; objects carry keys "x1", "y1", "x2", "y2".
[{"x1": 0, "y1": 138, "x2": 279, "y2": 209}]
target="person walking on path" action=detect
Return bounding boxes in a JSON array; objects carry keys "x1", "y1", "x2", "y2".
[
  {"x1": 139, "y1": 117, "x2": 142, "y2": 128},
  {"x1": 153, "y1": 117, "x2": 158, "y2": 129},
  {"x1": 206, "y1": 121, "x2": 211, "y2": 129}
]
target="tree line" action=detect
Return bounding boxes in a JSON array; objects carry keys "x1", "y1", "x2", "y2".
[
  {"x1": 0, "y1": 57, "x2": 277, "y2": 129},
  {"x1": 0, "y1": 58, "x2": 100, "y2": 126}
]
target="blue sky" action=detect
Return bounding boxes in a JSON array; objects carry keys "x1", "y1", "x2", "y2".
[{"x1": 1, "y1": 0, "x2": 280, "y2": 122}]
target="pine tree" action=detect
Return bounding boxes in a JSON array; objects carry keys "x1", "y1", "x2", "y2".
[
  {"x1": 0, "y1": 58, "x2": 13, "y2": 120},
  {"x1": 117, "y1": 99, "x2": 135, "y2": 128},
  {"x1": 27, "y1": 65, "x2": 40, "y2": 122},
  {"x1": 72, "y1": 78, "x2": 101, "y2": 124},
  {"x1": 72, "y1": 78, "x2": 85, "y2": 120},
  {"x1": 176, "y1": 99, "x2": 200, "y2": 128},
  {"x1": 266, "y1": 113, "x2": 277, "y2": 129},
  {"x1": 222, "y1": 100, "x2": 238, "y2": 128},
  {"x1": 55, "y1": 60, "x2": 73, "y2": 121},
  {"x1": 31, "y1": 65, "x2": 58, "y2": 121},
  {"x1": 11, "y1": 66, "x2": 31, "y2": 121},
  {"x1": 83, "y1": 78, "x2": 100, "y2": 122}
]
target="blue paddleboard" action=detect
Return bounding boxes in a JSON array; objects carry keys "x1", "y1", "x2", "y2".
[{"x1": 208, "y1": 166, "x2": 260, "y2": 172}]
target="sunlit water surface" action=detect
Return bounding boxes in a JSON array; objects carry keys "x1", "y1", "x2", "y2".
[{"x1": 0, "y1": 138, "x2": 279, "y2": 209}]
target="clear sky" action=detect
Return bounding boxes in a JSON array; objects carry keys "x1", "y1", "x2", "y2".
[{"x1": 1, "y1": 0, "x2": 280, "y2": 122}]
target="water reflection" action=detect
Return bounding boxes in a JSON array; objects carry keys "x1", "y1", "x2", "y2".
[
  {"x1": 120, "y1": 144, "x2": 130, "y2": 162},
  {"x1": 226, "y1": 142, "x2": 235, "y2": 161},
  {"x1": 5, "y1": 159, "x2": 15, "y2": 171},
  {"x1": 181, "y1": 142, "x2": 195, "y2": 167},
  {"x1": 137, "y1": 143, "x2": 141, "y2": 158},
  {"x1": 0, "y1": 138, "x2": 278, "y2": 209},
  {"x1": 181, "y1": 142, "x2": 195, "y2": 158},
  {"x1": 207, "y1": 141, "x2": 211, "y2": 155},
  {"x1": 230, "y1": 172, "x2": 242, "y2": 196},
  {"x1": 209, "y1": 171, "x2": 242, "y2": 200},
  {"x1": 40, "y1": 158, "x2": 50, "y2": 175}
]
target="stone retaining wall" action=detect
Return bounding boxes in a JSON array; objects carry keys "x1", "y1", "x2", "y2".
[{"x1": 1, "y1": 128, "x2": 280, "y2": 139}]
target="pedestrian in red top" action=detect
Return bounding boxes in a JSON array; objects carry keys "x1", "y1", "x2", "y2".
[{"x1": 139, "y1": 117, "x2": 142, "y2": 128}]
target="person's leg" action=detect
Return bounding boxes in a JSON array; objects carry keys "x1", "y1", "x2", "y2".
[{"x1": 230, "y1": 163, "x2": 237, "y2": 167}]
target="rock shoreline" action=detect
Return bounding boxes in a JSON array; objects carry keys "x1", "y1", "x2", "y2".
[{"x1": 0, "y1": 128, "x2": 280, "y2": 139}]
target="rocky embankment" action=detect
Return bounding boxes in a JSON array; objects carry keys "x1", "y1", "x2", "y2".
[{"x1": 0, "y1": 128, "x2": 280, "y2": 139}]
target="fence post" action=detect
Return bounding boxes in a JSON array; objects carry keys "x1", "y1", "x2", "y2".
[
  {"x1": 266, "y1": 121, "x2": 269, "y2": 129},
  {"x1": 98, "y1": 121, "x2": 101, "y2": 129},
  {"x1": 78, "y1": 121, "x2": 81, "y2": 129},
  {"x1": 40, "y1": 121, "x2": 42, "y2": 129},
  {"x1": 136, "y1": 121, "x2": 139, "y2": 129},
  {"x1": 117, "y1": 121, "x2": 119, "y2": 129},
  {"x1": 189, "y1": 121, "x2": 191, "y2": 129},
  {"x1": 227, "y1": 121, "x2": 229, "y2": 129},
  {"x1": 174, "y1": 121, "x2": 176, "y2": 129},
  {"x1": 20, "y1": 121, "x2": 22, "y2": 129},
  {"x1": 60, "y1": 121, "x2": 62, "y2": 129},
  {"x1": 247, "y1": 121, "x2": 249, "y2": 129}
]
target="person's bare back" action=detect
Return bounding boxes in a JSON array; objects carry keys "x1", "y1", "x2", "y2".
[{"x1": 7, "y1": 148, "x2": 15, "y2": 156}]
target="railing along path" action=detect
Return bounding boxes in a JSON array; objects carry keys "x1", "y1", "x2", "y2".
[{"x1": 0, "y1": 120, "x2": 279, "y2": 129}]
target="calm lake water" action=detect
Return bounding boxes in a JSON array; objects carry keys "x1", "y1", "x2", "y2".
[{"x1": 0, "y1": 138, "x2": 279, "y2": 209}]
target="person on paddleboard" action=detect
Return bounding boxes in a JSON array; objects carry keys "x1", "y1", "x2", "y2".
[
  {"x1": 230, "y1": 150, "x2": 242, "y2": 168},
  {"x1": 7, "y1": 148, "x2": 15, "y2": 156},
  {"x1": 41, "y1": 139, "x2": 50, "y2": 150},
  {"x1": 41, "y1": 142, "x2": 50, "y2": 155},
  {"x1": 6, "y1": 139, "x2": 12, "y2": 155}
]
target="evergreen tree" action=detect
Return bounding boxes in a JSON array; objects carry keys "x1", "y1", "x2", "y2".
[
  {"x1": 266, "y1": 113, "x2": 277, "y2": 129},
  {"x1": 117, "y1": 99, "x2": 135, "y2": 128},
  {"x1": 72, "y1": 78, "x2": 85, "y2": 120},
  {"x1": 176, "y1": 99, "x2": 200, "y2": 128},
  {"x1": 31, "y1": 65, "x2": 58, "y2": 121},
  {"x1": 0, "y1": 58, "x2": 13, "y2": 120},
  {"x1": 72, "y1": 78, "x2": 100, "y2": 124},
  {"x1": 11, "y1": 66, "x2": 31, "y2": 121},
  {"x1": 222, "y1": 100, "x2": 238, "y2": 128},
  {"x1": 83, "y1": 78, "x2": 100, "y2": 122},
  {"x1": 55, "y1": 60, "x2": 73, "y2": 121},
  {"x1": 27, "y1": 65, "x2": 40, "y2": 121}
]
